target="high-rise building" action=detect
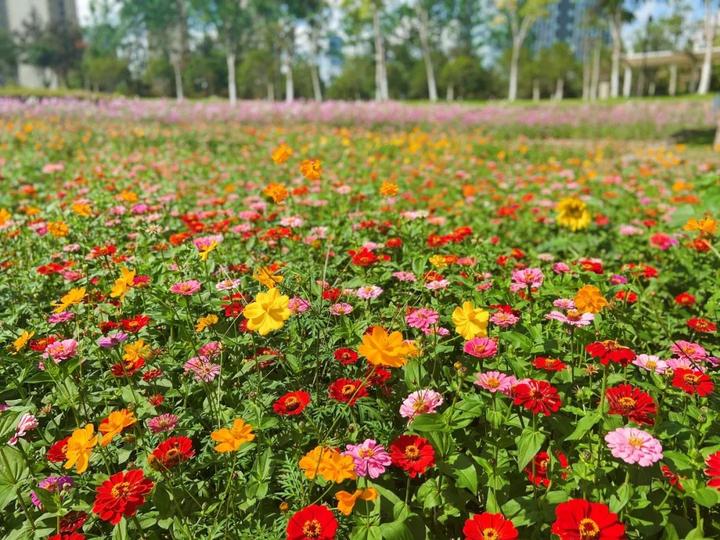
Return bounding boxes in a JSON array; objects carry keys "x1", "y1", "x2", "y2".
[
  {"x1": 0, "y1": 0, "x2": 78, "y2": 87},
  {"x1": 532, "y1": 0, "x2": 605, "y2": 57}
]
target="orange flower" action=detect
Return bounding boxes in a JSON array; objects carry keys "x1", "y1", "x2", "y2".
[
  {"x1": 123, "y1": 339, "x2": 150, "y2": 363},
  {"x1": 574, "y1": 285, "x2": 608, "y2": 314},
  {"x1": 110, "y1": 267, "x2": 135, "y2": 300},
  {"x1": 13, "y1": 330, "x2": 34, "y2": 352},
  {"x1": 299, "y1": 446, "x2": 356, "y2": 483},
  {"x1": 64, "y1": 424, "x2": 98, "y2": 474},
  {"x1": 335, "y1": 487, "x2": 378, "y2": 515},
  {"x1": 195, "y1": 314, "x2": 218, "y2": 332},
  {"x1": 379, "y1": 181, "x2": 399, "y2": 197},
  {"x1": 263, "y1": 182, "x2": 288, "y2": 204},
  {"x1": 358, "y1": 326, "x2": 412, "y2": 368},
  {"x1": 48, "y1": 221, "x2": 69, "y2": 237},
  {"x1": 300, "y1": 159, "x2": 322, "y2": 181},
  {"x1": 271, "y1": 143, "x2": 293, "y2": 164},
  {"x1": 99, "y1": 409, "x2": 137, "y2": 446},
  {"x1": 684, "y1": 216, "x2": 716, "y2": 237},
  {"x1": 53, "y1": 287, "x2": 85, "y2": 313},
  {"x1": 211, "y1": 418, "x2": 255, "y2": 453}
]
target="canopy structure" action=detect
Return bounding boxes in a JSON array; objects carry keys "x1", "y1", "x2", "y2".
[{"x1": 621, "y1": 48, "x2": 720, "y2": 97}]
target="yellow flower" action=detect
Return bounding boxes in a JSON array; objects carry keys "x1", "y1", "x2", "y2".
[
  {"x1": 198, "y1": 241, "x2": 218, "y2": 261},
  {"x1": 263, "y1": 183, "x2": 288, "y2": 204},
  {"x1": 684, "y1": 216, "x2": 716, "y2": 237},
  {"x1": 110, "y1": 267, "x2": 135, "y2": 300},
  {"x1": 211, "y1": 418, "x2": 255, "y2": 453},
  {"x1": 336, "y1": 488, "x2": 378, "y2": 515},
  {"x1": 52, "y1": 287, "x2": 85, "y2": 314},
  {"x1": 300, "y1": 159, "x2": 322, "y2": 181},
  {"x1": 195, "y1": 314, "x2": 219, "y2": 332},
  {"x1": 428, "y1": 254, "x2": 448, "y2": 269},
  {"x1": 379, "y1": 181, "x2": 398, "y2": 197},
  {"x1": 13, "y1": 330, "x2": 34, "y2": 352},
  {"x1": 99, "y1": 409, "x2": 137, "y2": 447},
  {"x1": 48, "y1": 221, "x2": 69, "y2": 237},
  {"x1": 117, "y1": 190, "x2": 138, "y2": 203},
  {"x1": 358, "y1": 326, "x2": 411, "y2": 368},
  {"x1": 123, "y1": 339, "x2": 150, "y2": 363},
  {"x1": 271, "y1": 143, "x2": 293, "y2": 164},
  {"x1": 452, "y1": 302, "x2": 489, "y2": 340},
  {"x1": 71, "y1": 202, "x2": 92, "y2": 217},
  {"x1": 253, "y1": 266, "x2": 284, "y2": 288},
  {"x1": 299, "y1": 446, "x2": 356, "y2": 483},
  {"x1": 242, "y1": 288, "x2": 291, "y2": 336},
  {"x1": 64, "y1": 424, "x2": 98, "y2": 474},
  {"x1": 574, "y1": 285, "x2": 608, "y2": 314},
  {"x1": 556, "y1": 197, "x2": 591, "y2": 231},
  {"x1": 0, "y1": 208, "x2": 11, "y2": 226}
]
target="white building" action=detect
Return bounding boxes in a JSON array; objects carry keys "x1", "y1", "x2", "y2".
[{"x1": 0, "y1": 0, "x2": 78, "y2": 87}]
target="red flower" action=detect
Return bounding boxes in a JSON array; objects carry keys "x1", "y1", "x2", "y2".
[
  {"x1": 49, "y1": 534, "x2": 85, "y2": 540},
  {"x1": 367, "y1": 366, "x2": 392, "y2": 386},
  {"x1": 586, "y1": 341, "x2": 636, "y2": 366},
  {"x1": 149, "y1": 394, "x2": 164, "y2": 406},
  {"x1": 322, "y1": 287, "x2": 341, "y2": 302},
  {"x1": 111, "y1": 358, "x2": 145, "y2": 377},
  {"x1": 120, "y1": 315, "x2": 151, "y2": 333},
  {"x1": 328, "y1": 378, "x2": 367, "y2": 405},
  {"x1": 674, "y1": 292, "x2": 696, "y2": 307},
  {"x1": 661, "y1": 464, "x2": 684, "y2": 491},
  {"x1": 334, "y1": 348, "x2": 358, "y2": 365},
  {"x1": 348, "y1": 247, "x2": 378, "y2": 267},
  {"x1": 92, "y1": 469, "x2": 154, "y2": 525},
  {"x1": 148, "y1": 436, "x2": 195, "y2": 470},
  {"x1": 672, "y1": 369, "x2": 714, "y2": 397},
  {"x1": 551, "y1": 499, "x2": 625, "y2": 540},
  {"x1": 286, "y1": 504, "x2": 338, "y2": 540},
  {"x1": 273, "y1": 391, "x2": 311, "y2": 416},
  {"x1": 47, "y1": 437, "x2": 70, "y2": 463},
  {"x1": 59, "y1": 510, "x2": 88, "y2": 533},
  {"x1": 389, "y1": 434, "x2": 435, "y2": 478},
  {"x1": 605, "y1": 384, "x2": 656, "y2": 426},
  {"x1": 704, "y1": 451, "x2": 720, "y2": 489},
  {"x1": 524, "y1": 450, "x2": 569, "y2": 487},
  {"x1": 532, "y1": 356, "x2": 567, "y2": 372},
  {"x1": 687, "y1": 318, "x2": 716, "y2": 333},
  {"x1": 29, "y1": 336, "x2": 57, "y2": 352},
  {"x1": 614, "y1": 290, "x2": 637, "y2": 303},
  {"x1": 463, "y1": 512, "x2": 518, "y2": 540},
  {"x1": 512, "y1": 380, "x2": 562, "y2": 416}
]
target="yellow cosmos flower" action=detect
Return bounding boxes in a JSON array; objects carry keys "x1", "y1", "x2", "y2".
[
  {"x1": 195, "y1": 314, "x2": 219, "y2": 332},
  {"x1": 123, "y1": 339, "x2": 150, "y2": 363},
  {"x1": 358, "y1": 326, "x2": 411, "y2": 368},
  {"x1": 556, "y1": 197, "x2": 591, "y2": 231},
  {"x1": 99, "y1": 409, "x2": 137, "y2": 447},
  {"x1": 299, "y1": 446, "x2": 356, "y2": 483},
  {"x1": 211, "y1": 418, "x2": 255, "y2": 453},
  {"x1": 242, "y1": 288, "x2": 291, "y2": 336},
  {"x1": 574, "y1": 285, "x2": 608, "y2": 314},
  {"x1": 271, "y1": 143, "x2": 293, "y2": 164},
  {"x1": 299, "y1": 159, "x2": 322, "y2": 181},
  {"x1": 198, "y1": 242, "x2": 218, "y2": 261},
  {"x1": 263, "y1": 183, "x2": 288, "y2": 204},
  {"x1": 684, "y1": 216, "x2": 716, "y2": 237},
  {"x1": 452, "y1": 302, "x2": 489, "y2": 340},
  {"x1": 110, "y1": 267, "x2": 135, "y2": 300},
  {"x1": 429, "y1": 254, "x2": 448, "y2": 269},
  {"x1": 13, "y1": 330, "x2": 34, "y2": 352},
  {"x1": 48, "y1": 221, "x2": 69, "y2": 237},
  {"x1": 253, "y1": 266, "x2": 284, "y2": 289},
  {"x1": 53, "y1": 287, "x2": 85, "y2": 314},
  {"x1": 71, "y1": 202, "x2": 92, "y2": 217},
  {"x1": 0, "y1": 208, "x2": 11, "y2": 226},
  {"x1": 336, "y1": 488, "x2": 378, "y2": 515},
  {"x1": 64, "y1": 424, "x2": 98, "y2": 474}
]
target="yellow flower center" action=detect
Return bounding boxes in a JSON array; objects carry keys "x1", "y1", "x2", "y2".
[
  {"x1": 482, "y1": 528, "x2": 499, "y2": 540},
  {"x1": 404, "y1": 445, "x2": 420, "y2": 459},
  {"x1": 578, "y1": 518, "x2": 600, "y2": 538},
  {"x1": 110, "y1": 481, "x2": 131, "y2": 499},
  {"x1": 302, "y1": 519, "x2": 322, "y2": 537}
]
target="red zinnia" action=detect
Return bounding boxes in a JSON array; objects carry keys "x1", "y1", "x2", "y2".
[
  {"x1": 512, "y1": 380, "x2": 562, "y2": 416},
  {"x1": 532, "y1": 356, "x2": 567, "y2": 372},
  {"x1": 674, "y1": 292, "x2": 695, "y2": 307},
  {"x1": 121, "y1": 315, "x2": 151, "y2": 333},
  {"x1": 348, "y1": 247, "x2": 378, "y2": 267},
  {"x1": 704, "y1": 451, "x2": 720, "y2": 489},
  {"x1": 551, "y1": 499, "x2": 625, "y2": 540},
  {"x1": 273, "y1": 391, "x2": 311, "y2": 416},
  {"x1": 92, "y1": 469, "x2": 154, "y2": 525},
  {"x1": 389, "y1": 434, "x2": 435, "y2": 478},
  {"x1": 367, "y1": 366, "x2": 392, "y2": 386},
  {"x1": 524, "y1": 450, "x2": 569, "y2": 488},
  {"x1": 59, "y1": 510, "x2": 88, "y2": 533},
  {"x1": 49, "y1": 534, "x2": 85, "y2": 540},
  {"x1": 334, "y1": 348, "x2": 358, "y2": 365},
  {"x1": 148, "y1": 436, "x2": 194, "y2": 470},
  {"x1": 586, "y1": 340, "x2": 636, "y2": 366},
  {"x1": 661, "y1": 464, "x2": 684, "y2": 491},
  {"x1": 672, "y1": 368, "x2": 714, "y2": 397},
  {"x1": 328, "y1": 378, "x2": 368, "y2": 405},
  {"x1": 286, "y1": 504, "x2": 338, "y2": 540},
  {"x1": 687, "y1": 318, "x2": 716, "y2": 333},
  {"x1": 605, "y1": 384, "x2": 656, "y2": 426},
  {"x1": 47, "y1": 437, "x2": 70, "y2": 463},
  {"x1": 463, "y1": 512, "x2": 519, "y2": 540}
]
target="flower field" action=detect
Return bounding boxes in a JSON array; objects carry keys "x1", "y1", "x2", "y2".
[{"x1": 0, "y1": 106, "x2": 719, "y2": 540}]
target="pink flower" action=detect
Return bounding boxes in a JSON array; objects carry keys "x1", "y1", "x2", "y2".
[
  {"x1": 343, "y1": 439, "x2": 392, "y2": 478},
  {"x1": 198, "y1": 341, "x2": 223, "y2": 358},
  {"x1": 356, "y1": 285, "x2": 383, "y2": 300},
  {"x1": 215, "y1": 279, "x2": 241, "y2": 291},
  {"x1": 552, "y1": 262, "x2": 571, "y2": 274},
  {"x1": 393, "y1": 272, "x2": 416, "y2": 282},
  {"x1": 650, "y1": 233, "x2": 677, "y2": 250},
  {"x1": 474, "y1": 371, "x2": 514, "y2": 393},
  {"x1": 604, "y1": 427, "x2": 663, "y2": 466},
  {"x1": 289, "y1": 297, "x2": 310, "y2": 313},
  {"x1": 545, "y1": 310, "x2": 594, "y2": 327},
  {"x1": 147, "y1": 413, "x2": 179, "y2": 434},
  {"x1": 43, "y1": 339, "x2": 78, "y2": 363},
  {"x1": 464, "y1": 337, "x2": 498, "y2": 359},
  {"x1": 425, "y1": 279, "x2": 449, "y2": 290},
  {"x1": 48, "y1": 312, "x2": 74, "y2": 324},
  {"x1": 183, "y1": 356, "x2": 221, "y2": 382},
  {"x1": 553, "y1": 298, "x2": 575, "y2": 310},
  {"x1": 170, "y1": 280, "x2": 201, "y2": 295},
  {"x1": 399, "y1": 389, "x2": 444, "y2": 421},
  {"x1": 632, "y1": 354, "x2": 668, "y2": 374},
  {"x1": 8, "y1": 413, "x2": 39, "y2": 446},
  {"x1": 670, "y1": 340, "x2": 707, "y2": 361},
  {"x1": 406, "y1": 308, "x2": 439, "y2": 331},
  {"x1": 489, "y1": 311, "x2": 519, "y2": 327},
  {"x1": 193, "y1": 234, "x2": 223, "y2": 251},
  {"x1": 510, "y1": 268, "x2": 544, "y2": 292}
]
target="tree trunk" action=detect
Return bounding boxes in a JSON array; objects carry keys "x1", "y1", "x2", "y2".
[
  {"x1": 554, "y1": 78, "x2": 564, "y2": 100},
  {"x1": 509, "y1": 38, "x2": 520, "y2": 101},
  {"x1": 446, "y1": 84, "x2": 454, "y2": 101},
  {"x1": 669, "y1": 64, "x2": 677, "y2": 96},
  {"x1": 698, "y1": 0, "x2": 715, "y2": 95},
  {"x1": 582, "y1": 45, "x2": 590, "y2": 100},
  {"x1": 532, "y1": 79, "x2": 540, "y2": 101},
  {"x1": 373, "y1": 6, "x2": 389, "y2": 101},
  {"x1": 266, "y1": 81, "x2": 274, "y2": 101},
  {"x1": 227, "y1": 52, "x2": 237, "y2": 105},
  {"x1": 590, "y1": 45, "x2": 600, "y2": 101},
  {"x1": 311, "y1": 63, "x2": 322, "y2": 101},
  {"x1": 417, "y1": 6, "x2": 437, "y2": 102},
  {"x1": 610, "y1": 13, "x2": 622, "y2": 98},
  {"x1": 171, "y1": 60, "x2": 184, "y2": 102},
  {"x1": 282, "y1": 48, "x2": 294, "y2": 103}
]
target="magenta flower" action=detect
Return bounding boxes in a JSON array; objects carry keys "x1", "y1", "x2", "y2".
[
  {"x1": 183, "y1": 356, "x2": 221, "y2": 382},
  {"x1": 97, "y1": 331, "x2": 128, "y2": 349},
  {"x1": 198, "y1": 341, "x2": 223, "y2": 359},
  {"x1": 605, "y1": 427, "x2": 663, "y2": 467},
  {"x1": 170, "y1": 280, "x2": 201, "y2": 295},
  {"x1": 463, "y1": 337, "x2": 498, "y2": 359},
  {"x1": 510, "y1": 267, "x2": 544, "y2": 292},
  {"x1": 147, "y1": 413, "x2": 179, "y2": 434},
  {"x1": 406, "y1": 308, "x2": 439, "y2": 331},
  {"x1": 43, "y1": 339, "x2": 78, "y2": 363},
  {"x1": 474, "y1": 371, "x2": 514, "y2": 394},
  {"x1": 288, "y1": 297, "x2": 310, "y2": 313},
  {"x1": 343, "y1": 439, "x2": 392, "y2": 478},
  {"x1": 48, "y1": 312, "x2": 74, "y2": 324},
  {"x1": 399, "y1": 389, "x2": 444, "y2": 421}
]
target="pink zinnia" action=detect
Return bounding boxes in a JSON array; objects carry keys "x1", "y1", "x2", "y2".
[
  {"x1": 43, "y1": 339, "x2": 78, "y2": 363},
  {"x1": 344, "y1": 439, "x2": 392, "y2": 478},
  {"x1": 392, "y1": 271, "x2": 416, "y2": 282},
  {"x1": 288, "y1": 297, "x2": 310, "y2": 313},
  {"x1": 605, "y1": 427, "x2": 663, "y2": 467},
  {"x1": 329, "y1": 303, "x2": 353, "y2": 315},
  {"x1": 545, "y1": 310, "x2": 594, "y2": 327},
  {"x1": 632, "y1": 354, "x2": 668, "y2": 374},
  {"x1": 474, "y1": 371, "x2": 514, "y2": 393},
  {"x1": 489, "y1": 311, "x2": 519, "y2": 328},
  {"x1": 198, "y1": 341, "x2": 223, "y2": 358},
  {"x1": 183, "y1": 356, "x2": 221, "y2": 382},
  {"x1": 399, "y1": 389, "x2": 444, "y2": 421},
  {"x1": 147, "y1": 414, "x2": 179, "y2": 434},
  {"x1": 356, "y1": 285, "x2": 383, "y2": 300},
  {"x1": 8, "y1": 413, "x2": 39, "y2": 446},
  {"x1": 510, "y1": 267, "x2": 544, "y2": 292},
  {"x1": 464, "y1": 337, "x2": 498, "y2": 359},
  {"x1": 170, "y1": 280, "x2": 201, "y2": 295},
  {"x1": 406, "y1": 308, "x2": 439, "y2": 331},
  {"x1": 670, "y1": 340, "x2": 707, "y2": 361}
]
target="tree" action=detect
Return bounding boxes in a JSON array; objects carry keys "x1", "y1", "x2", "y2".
[
  {"x1": 593, "y1": 0, "x2": 635, "y2": 99},
  {"x1": 343, "y1": 0, "x2": 390, "y2": 101},
  {"x1": 83, "y1": 0, "x2": 129, "y2": 92},
  {"x1": 0, "y1": 29, "x2": 17, "y2": 86},
  {"x1": 495, "y1": 0, "x2": 551, "y2": 101},
  {"x1": 440, "y1": 55, "x2": 492, "y2": 99},
  {"x1": 415, "y1": 1, "x2": 437, "y2": 101},
  {"x1": 698, "y1": 0, "x2": 717, "y2": 95}
]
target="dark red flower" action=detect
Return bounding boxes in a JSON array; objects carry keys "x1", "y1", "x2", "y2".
[
  {"x1": 49, "y1": 534, "x2": 85, "y2": 540},
  {"x1": 551, "y1": 499, "x2": 625, "y2": 540},
  {"x1": 367, "y1": 366, "x2": 392, "y2": 386},
  {"x1": 142, "y1": 368, "x2": 163, "y2": 382},
  {"x1": 148, "y1": 436, "x2": 194, "y2": 470},
  {"x1": 586, "y1": 341, "x2": 636, "y2": 366},
  {"x1": 687, "y1": 318, "x2": 716, "y2": 333},
  {"x1": 286, "y1": 504, "x2": 338, "y2": 540},
  {"x1": 512, "y1": 380, "x2": 562, "y2": 416},
  {"x1": 148, "y1": 394, "x2": 164, "y2": 406},
  {"x1": 605, "y1": 384, "x2": 656, "y2": 426},
  {"x1": 322, "y1": 287, "x2": 341, "y2": 302},
  {"x1": 463, "y1": 512, "x2": 518, "y2": 540},
  {"x1": 524, "y1": 450, "x2": 569, "y2": 487},
  {"x1": 47, "y1": 437, "x2": 70, "y2": 463},
  {"x1": 334, "y1": 348, "x2": 358, "y2": 365},
  {"x1": 389, "y1": 434, "x2": 435, "y2": 478},
  {"x1": 59, "y1": 510, "x2": 88, "y2": 533},
  {"x1": 273, "y1": 391, "x2": 311, "y2": 416},
  {"x1": 704, "y1": 451, "x2": 720, "y2": 489},
  {"x1": 328, "y1": 378, "x2": 367, "y2": 405},
  {"x1": 92, "y1": 469, "x2": 154, "y2": 525},
  {"x1": 661, "y1": 464, "x2": 683, "y2": 491},
  {"x1": 532, "y1": 356, "x2": 567, "y2": 372},
  {"x1": 672, "y1": 369, "x2": 714, "y2": 397}
]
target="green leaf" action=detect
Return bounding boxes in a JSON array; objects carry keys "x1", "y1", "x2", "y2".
[
  {"x1": 410, "y1": 414, "x2": 447, "y2": 433},
  {"x1": 0, "y1": 447, "x2": 28, "y2": 486},
  {"x1": 245, "y1": 448, "x2": 273, "y2": 500},
  {"x1": 450, "y1": 454, "x2": 478, "y2": 494},
  {"x1": 565, "y1": 412, "x2": 601, "y2": 441},
  {"x1": 515, "y1": 428, "x2": 545, "y2": 471},
  {"x1": 380, "y1": 520, "x2": 415, "y2": 540}
]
